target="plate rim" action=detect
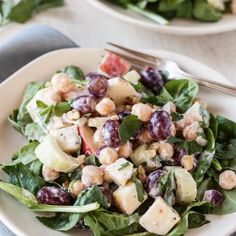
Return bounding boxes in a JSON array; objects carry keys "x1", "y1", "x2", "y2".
[
  {"x1": 0, "y1": 47, "x2": 234, "y2": 236},
  {"x1": 87, "y1": 0, "x2": 236, "y2": 35}
]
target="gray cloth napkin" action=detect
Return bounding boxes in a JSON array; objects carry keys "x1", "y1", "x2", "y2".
[
  {"x1": 0, "y1": 24, "x2": 78, "y2": 81},
  {"x1": 0, "y1": 24, "x2": 78, "y2": 235}
]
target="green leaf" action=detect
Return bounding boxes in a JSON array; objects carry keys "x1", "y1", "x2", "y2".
[
  {"x1": 213, "y1": 188, "x2": 236, "y2": 215},
  {"x1": 2, "y1": 0, "x2": 34, "y2": 23},
  {"x1": 193, "y1": 0, "x2": 222, "y2": 22},
  {"x1": 25, "y1": 122, "x2": 46, "y2": 142},
  {"x1": 118, "y1": 115, "x2": 142, "y2": 144},
  {"x1": 2, "y1": 162, "x2": 45, "y2": 194},
  {"x1": 84, "y1": 209, "x2": 140, "y2": 236},
  {"x1": 10, "y1": 142, "x2": 39, "y2": 165},
  {"x1": 84, "y1": 155, "x2": 100, "y2": 166},
  {"x1": 167, "y1": 136, "x2": 202, "y2": 155},
  {"x1": 60, "y1": 65, "x2": 85, "y2": 83},
  {"x1": 0, "y1": 181, "x2": 99, "y2": 213},
  {"x1": 164, "y1": 79, "x2": 199, "y2": 113},
  {"x1": 76, "y1": 185, "x2": 110, "y2": 209},
  {"x1": 0, "y1": 181, "x2": 39, "y2": 208},
  {"x1": 132, "y1": 176, "x2": 145, "y2": 203},
  {"x1": 8, "y1": 109, "x2": 23, "y2": 133},
  {"x1": 37, "y1": 213, "x2": 81, "y2": 231},
  {"x1": 53, "y1": 102, "x2": 71, "y2": 116},
  {"x1": 18, "y1": 82, "x2": 45, "y2": 125},
  {"x1": 188, "y1": 211, "x2": 210, "y2": 228},
  {"x1": 192, "y1": 128, "x2": 215, "y2": 185}
]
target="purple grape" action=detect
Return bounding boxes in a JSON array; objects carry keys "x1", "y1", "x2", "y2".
[
  {"x1": 203, "y1": 189, "x2": 223, "y2": 207},
  {"x1": 117, "y1": 111, "x2": 131, "y2": 121},
  {"x1": 145, "y1": 169, "x2": 165, "y2": 198},
  {"x1": 148, "y1": 111, "x2": 172, "y2": 141},
  {"x1": 140, "y1": 66, "x2": 164, "y2": 93},
  {"x1": 36, "y1": 186, "x2": 71, "y2": 205},
  {"x1": 86, "y1": 73, "x2": 109, "y2": 98},
  {"x1": 72, "y1": 95, "x2": 96, "y2": 115},
  {"x1": 173, "y1": 147, "x2": 187, "y2": 166},
  {"x1": 102, "y1": 120, "x2": 120, "y2": 148}
]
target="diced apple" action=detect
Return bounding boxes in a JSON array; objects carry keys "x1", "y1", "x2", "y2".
[
  {"x1": 88, "y1": 117, "x2": 109, "y2": 129},
  {"x1": 107, "y1": 77, "x2": 138, "y2": 104},
  {"x1": 50, "y1": 125, "x2": 81, "y2": 153},
  {"x1": 78, "y1": 125, "x2": 99, "y2": 155},
  {"x1": 174, "y1": 167, "x2": 197, "y2": 203},
  {"x1": 139, "y1": 197, "x2": 180, "y2": 235},
  {"x1": 123, "y1": 70, "x2": 141, "y2": 85},
  {"x1": 26, "y1": 87, "x2": 59, "y2": 122},
  {"x1": 106, "y1": 158, "x2": 134, "y2": 186},
  {"x1": 113, "y1": 181, "x2": 147, "y2": 215},
  {"x1": 35, "y1": 135, "x2": 80, "y2": 173}
]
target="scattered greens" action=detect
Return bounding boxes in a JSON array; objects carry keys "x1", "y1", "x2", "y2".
[
  {"x1": 106, "y1": 0, "x2": 232, "y2": 25},
  {"x1": 118, "y1": 115, "x2": 142, "y2": 144},
  {"x1": 0, "y1": 0, "x2": 64, "y2": 26}
]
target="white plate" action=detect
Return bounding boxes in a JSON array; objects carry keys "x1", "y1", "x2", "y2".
[
  {"x1": 0, "y1": 48, "x2": 236, "y2": 236},
  {"x1": 87, "y1": 0, "x2": 236, "y2": 35}
]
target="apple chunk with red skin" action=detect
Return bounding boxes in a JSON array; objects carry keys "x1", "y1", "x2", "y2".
[{"x1": 78, "y1": 125, "x2": 99, "y2": 155}]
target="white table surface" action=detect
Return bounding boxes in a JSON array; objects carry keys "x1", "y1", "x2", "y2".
[{"x1": 0, "y1": 0, "x2": 236, "y2": 235}]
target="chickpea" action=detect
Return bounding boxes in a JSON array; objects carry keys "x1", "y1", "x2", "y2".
[
  {"x1": 95, "y1": 98, "x2": 115, "y2": 116},
  {"x1": 118, "y1": 141, "x2": 132, "y2": 158},
  {"x1": 138, "y1": 129, "x2": 153, "y2": 144},
  {"x1": 131, "y1": 103, "x2": 152, "y2": 122},
  {"x1": 158, "y1": 142, "x2": 174, "y2": 160},
  {"x1": 181, "y1": 155, "x2": 194, "y2": 171},
  {"x1": 51, "y1": 73, "x2": 74, "y2": 93},
  {"x1": 194, "y1": 99, "x2": 207, "y2": 109},
  {"x1": 149, "y1": 142, "x2": 160, "y2": 152},
  {"x1": 50, "y1": 90, "x2": 62, "y2": 102},
  {"x1": 81, "y1": 165, "x2": 103, "y2": 187},
  {"x1": 93, "y1": 128, "x2": 105, "y2": 146},
  {"x1": 183, "y1": 121, "x2": 201, "y2": 141},
  {"x1": 69, "y1": 180, "x2": 84, "y2": 197},
  {"x1": 42, "y1": 165, "x2": 59, "y2": 182},
  {"x1": 162, "y1": 102, "x2": 176, "y2": 114},
  {"x1": 219, "y1": 170, "x2": 236, "y2": 190},
  {"x1": 99, "y1": 147, "x2": 118, "y2": 165},
  {"x1": 171, "y1": 124, "x2": 176, "y2": 137},
  {"x1": 137, "y1": 165, "x2": 147, "y2": 183}
]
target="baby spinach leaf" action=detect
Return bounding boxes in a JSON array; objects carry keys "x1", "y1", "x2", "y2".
[
  {"x1": 60, "y1": 65, "x2": 85, "y2": 82},
  {"x1": 11, "y1": 141, "x2": 39, "y2": 165},
  {"x1": 0, "y1": 181, "x2": 39, "y2": 208},
  {"x1": 8, "y1": 109, "x2": 23, "y2": 133},
  {"x1": 76, "y1": 185, "x2": 110, "y2": 209},
  {"x1": 2, "y1": 162, "x2": 45, "y2": 194},
  {"x1": 37, "y1": 213, "x2": 81, "y2": 231},
  {"x1": 84, "y1": 210, "x2": 140, "y2": 236},
  {"x1": 213, "y1": 188, "x2": 236, "y2": 215},
  {"x1": 167, "y1": 136, "x2": 202, "y2": 155},
  {"x1": 164, "y1": 79, "x2": 199, "y2": 113},
  {"x1": 17, "y1": 82, "x2": 45, "y2": 126},
  {"x1": 193, "y1": 128, "x2": 215, "y2": 185},
  {"x1": 118, "y1": 115, "x2": 142, "y2": 144},
  {"x1": 0, "y1": 181, "x2": 99, "y2": 213},
  {"x1": 25, "y1": 122, "x2": 46, "y2": 142},
  {"x1": 84, "y1": 155, "x2": 100, "y2": 166},
  {"x1": 193, "y1": 0, "x2": 222, "y2": 22}
]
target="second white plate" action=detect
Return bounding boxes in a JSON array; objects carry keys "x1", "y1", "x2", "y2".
[{"x1": 87, "y1": 0, "x2": 236, "y2": 35}]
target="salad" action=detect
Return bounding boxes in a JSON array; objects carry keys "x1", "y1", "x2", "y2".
[
  {"x1": 1, "y1": 51, "x2": 236, "y2": 236},
  {"x1": 106, "y1": 0, "x2": 236, "y2": 25}
]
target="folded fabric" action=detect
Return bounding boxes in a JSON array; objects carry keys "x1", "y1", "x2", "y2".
[{"x1": 0, "y1": 24, "x2": 78, "y2": 82}]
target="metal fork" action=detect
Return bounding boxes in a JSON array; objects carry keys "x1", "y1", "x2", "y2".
[{"x1": 106, "y1": 42, "x2": 236, "y2": 96}]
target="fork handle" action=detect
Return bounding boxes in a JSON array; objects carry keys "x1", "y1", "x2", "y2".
[{"x1": 187, "y1": 76, "x2": 236, "y2": 97}]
